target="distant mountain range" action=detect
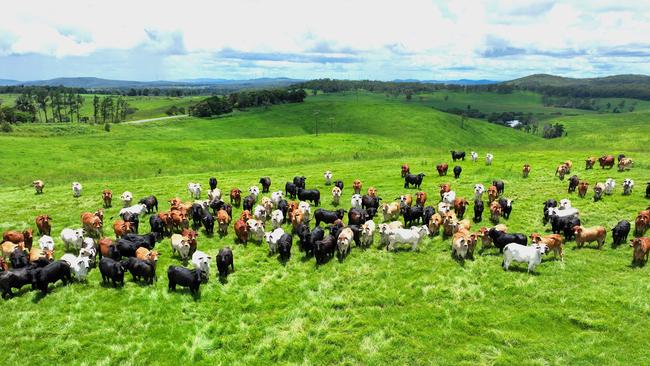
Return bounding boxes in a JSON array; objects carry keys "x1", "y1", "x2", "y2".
[
  {"x1": 0, "y1": 77, "x2": 304, "y2": 89},
  {"x1": 392, "y1": 79, "x2": 499, "y2": 85},
  {"x1": 505, "y1": 73, "x2": 650, "y2": 87}
]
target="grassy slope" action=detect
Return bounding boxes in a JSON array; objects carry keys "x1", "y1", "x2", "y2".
[{"x1": 0, "y1": 92, "x2": 649, "y2": 365}]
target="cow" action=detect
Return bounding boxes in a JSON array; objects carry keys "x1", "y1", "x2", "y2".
[
  {"x1": 314, "y1": 235, "x2": 336, "y2": 264},
  {"x1": 436, "y1": 163, "x2": 449, "y2": 176},
  {"x1": 522, "y1": 164, "x2": 531, "y2": 178},
  {"x1": 401, "y1": 205, "x2": 424, "y2": 227},
  {"x1": 99, "y1": 257, "x2": 124, "y2": 287},
  {"x1": 113, "y1": 220, "x2": 133, "y2": 239},
  {"x1": 378, "y1": 221, "x2": 404, "y2": 245},
  {"x1": 360, "y1": 220, "x2": 376, "y2": 248},
  {"x1": 604, "y1": 178, "x2": 616, "y2": 195},
  {"x1": 3, "y1": 229, "x2": 33, "y2": 250},
  {"x1": 485, "y1": 185, "x2": 498, "y2": 203},
  {"x1": 135, "y1": 247, "x2": 160, "y2": 265},
  {"x1": 209, "y1": 177, "x2": 218, "y2": 190},
  {"x1": 167, "y1": 266, "x2": 202, "y2": 295},
  {"x1": 199, "y1": 212, "x2": 214, "y2": 235},
  {"x1": 404, "y1": 173, "x2": 425, "y2": 189},
  {"x1": 489, "y1": 201, "x2": 502, "y2": 223},
  {"x1": 645, "y1": 182, "x2": 650, "y2": 198},
  {"x1": 599, "y1": 155, "x2": 615, "y2": 169},
  {"x1": 248, "y1": 219, "x2": 265, "y2": 243},
  {"x1": 386, "y1": 226, "x2": 429, "y2": 251},
  {"x1": 297, "y1": 188, "x2": 320, "y2": 206},
  {"x1": 437, "y1": 202, "x2": 451, "y2": 215},
  {"x1": 618, "y1": 158, "x2": 633, "y2": 171},
  {"x1": 170, "y1": 234, "x2": 191, "y2": 260},
  {"x1": 138, "y1": 195, "x2": 158, "y2": 213},
  {"x1": 593, "y1": 182, "x2": 605, "y2": 201},
  {"x1": 229, "y1": 188, "x2": 242, "y2": 207},
  {"x1": 612, "y1": 220, "x2": 631, "y2": 247},
  {"x1": 574, "y1": 225, "x2": 607, "y2": 249},
  {"x1": 314, "y1": 208, "x2": 346, "y2": 227},
  {"x1": 333, "y1": 180, "x2": 344, "y2": 192},
  {"x1": 6, "y1": 246, "x2": 28, "y2": 268},
  {"x1": 488, "y1": 228, "x2": 527, "y2": 253},
  {"x1": 353, "y1": 179, "x2": 362, "y2": 195},
  {"x1": 635, "y1": 211, "x2": 649, "y2": 237},
  {"x1": 401, "y1": 164, "x2": 410, "y2": 177},
  {"x1": 328, "y1": 186, "x2": 342, "y2": 207},
  {"x1": 0, "y1": 267, "x2": 36, "y2": 298},
  {"x1": 264, "y1": 228, "x2": 285, "y2": 255},
  {"x1": 71, "y1": 182, "x2": 82, "y2": 197},
  {"x1": 323, "y1": 171, "x2": 333, "y2": 185},
  {"x1": 578, "y1": 181, "x2": 589, "y2": 198},
  {"x1": 32, "y1": 260, "x2": 72, "y2": 294},
  {"x1": 450, "y1": 150, "x2": 465, "y2": 161},
  {"x1": 470, "y1": 151, "x2": 478, "y2": 162},
  {"x1": 60, "y1": 228, "x2": 84, "y2": 252},
  {"x1": 442, "y1": 191, "x2": 456, "y2": 206},
  {"x1": 29, "y1": 247, "x2": 54, "y2": 267},
  {"x1": 497, "y1": 198, "x2": 513, "y2": 219},
  {"x1": 473, "y1": 199, "x2": 484, "y2": 222},
  {"x1": 191, "y1": 250, "x2": 211, "y2": 282},
  {"x1": 188, "y1": 183, "x2": 202, "y2": 199},
  {"x1": 548, "y1": 212, "x2": 581, "y2": 241},
  {"x1": 555, "y1": 164, "x2": 568, "y2": 180},
  {"x1": 350, "y1": 194, "x2": 363, "y2": 209},
  {"x1": 567, "y1": 175, "x2": 579, "y2": 193},
  {"x1": 631, "y1": 238, "x2": 650, "y2": 266},
  {"x1": 253, "y1": 205, "x2": 268, "y2": 223},
  {"x1": 60, "y1": 253, "x2": 91, "y2": 281},
  {"x1": 234, "y1": 219, "x2": 249, "y2": 244},
  {"x1": 118, "y1": 191, "x2": 133, "y2": 207},
  {"x1": 381, "y1": 202, "x2": 401, "y2": 222},
  {"x1": 269, "y1": 209, "x2": 284, "y2": 230},
  {"x1": 530, "y1": 233, "x2": 564, "y2": 261},
  {"x1": 81, "y1": 212, "x2": 103, "y2": 238},
  {"x1": 452, "y1": 230, "x2": 477, "y2": 261},
  {"x1": 485, "y1": 153, "x2": 493, "y2": 166},
  {"x1": 259, "y1": 177, "x2": 271, "y2": 193},
  {"x1": 623, "y1": 179, "x2": 634, "y2": 195},
  {"x1": 33, "y1": 180, "x2": 45, "y2": 194},
  {"x1": 208, "y1": 188, "x2": 222, "y2": 203},
  {"x1": 35, "y1": 215, "x2": 52, "y2": 236},
  {"x1": 426, "y1": 213, "x2": 442, "y2": 236},
  {"x1": 293, "y1": 176, "x2": 307, "y2": 189},
  {"x1": 502, "y1": 244, "x2": 548, "y2": 273},
  {"x1": 216, "y1": 247, "x2": 234, "y2": 278},
  {"x1": 452, "y1": 198, "x2": 468, "y2": 219},
  {"x1": 585, "y1": 157, "x2": 596, "y2": 170},
  {"x1": 336, "y1": 228, "x2": 353, "y2": 259},
  {"x1": 453, "y1": 165, "x2": 462, "y2": 179},
  {"x1": 348, "y1": 208, "x2": 368, "y2": 226},
  {"x1": 102, "y1": 189, "x2": 113, "y2": 208}
]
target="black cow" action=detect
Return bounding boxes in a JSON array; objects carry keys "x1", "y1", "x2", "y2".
[
  {"x1": 115, "y1": 239, "x2": 139, "y2": 258},
  {"x1": 167, "y1": 266, "x2": 202, "y2": 295},
  {"x1": 285, "y1": 182, "x2": 297, "y2": 199},
  {"x1": 488, "y1": 229, "x2": 527, "y2": 252},
  {"x1": 423, "y1": 206, "x2": 436, "y2": 226},
  {"x1": 297, "y1": 188, "x2": 320, "y2": 206},
  {"x1": 33, "y1": 260, "x2": 72, "y2": 294},
  {"x1": 334, "y1": 180, "x2": 344, "y2": 191},
  {"x1": 149, "y1": 215, "x2": 166, "y2": 239},
  {"x1": 550, "y1": 214, "x2": 581, "y2": 241},
  {"x1": 348, "y1": 208, "x2": 368, "y2": 226},
  {"x1": 99, "y1": 257, "x2": 125, "y2": 287},
  {"x1": 0, "y1": 268, "x2": 35, "y2": 298},
  {"x1": 259, "y1": 177, "x2": 271, "y2": 193},
  {"x1": 209, "y1": 177, "x2": 218, "y2": 190},
  {"x1": 611, "y1": 220, "x2": 631, "y2": 246},
  {"x1": 202, "y1": 213, "x2": 214, "y2": 235},
  {"x1": 242, "y1": 195, "x2": 256, "y2": 211},
  {"x1": 404, "y1": 173, "x2": 425, "y2": 189},
  {"x1": 191, "y1": 203, "x2": 203, "y2": 229},
  {"x1": 308, "y1": 226, "x2": 325, "y2": 255},
  {"x1": 542, "y1": 199, "x2": 558, "y2": 224},
  {"x1": 568, "y1": 175, "x2": 579, "y2": 193},
  {"x1": 329, "y1": 221, "x2": 345, "y2": 240},
  {"x1": 347, "y1": 225, "x2": 362, "y2": 248},
  {"x1": 122, "y1": 233, "x2": 156, "y2": 250},
  {"x1": 450, "y1": 150, "x2": 465, "y2": 161},
  {"x1": 121, "y1": 257, "x2": 155, "y2": 284},
  {"x1": 277, "y1": 199, "x2": 289, "y2": 222},
  {"x1": 10, "y1": 248, "x2": 29, "y2": 269},
  {"x1": 293, "y1": 176, "x2": 307, "y2": 189},
  {"x1": 361, "y1": 195, "x2": 381, "y2": 210},
  {"x1": 366, "y1": 207, "x2": 378, "y2": 220},
  {"x1": 278, "y1": 234, "x2": 292, "y2": 261},
  {"x1": 646, "y1": 182, "x2": 650, "y2": 198},
  {"x1": 138, "y1": 195, "x2": 158, "y2": 213},
  {"x1": 401, "y1": 205, "x2": 424, "y2": 227},
  {"x1": 314, "y1": 208, "x2": 346, "y2": 227},
  {"x1": 314, "y1": 235, "x2": 336, "y2": 264},
  {"x1": 120, "y1": 211, "x2": 140, "y2": 234},
  {"x1": 497, "y1": 198, "x2": 513, "y2": 219},
  {"x1": 216, "y1": 247, "x2": 234, "y2": 278},
  {"x1": 296, "y1": 224, "x2": 311, "y2": 253},
  {"x1": 617, "y1": 154, "x2": 626, "y2": 163},
  {"x1": 492, "y1": 180, "x2": 505, "y2": 195},
  {"x1": 473, "y1": 199, "x2": 484, "y2": 222},
  {"x1": 453, "y1": 166, "x2": 462, "y2": 179}
]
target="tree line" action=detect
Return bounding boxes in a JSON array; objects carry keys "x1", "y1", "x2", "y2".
[
  {"x1": 190, "y1": 88, "x2": 307, "y2": 117},
  {"x1": 293, "y1": 79, "x2": 513, "y2": 96}
]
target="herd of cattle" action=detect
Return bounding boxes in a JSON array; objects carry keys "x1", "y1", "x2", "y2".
[{"x1": 1, "y1": 150, "x2": 649, "y2": 298}]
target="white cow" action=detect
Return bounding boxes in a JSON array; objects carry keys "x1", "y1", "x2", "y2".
[
  {"x1": 378, "y1": 221, "x2": 403, "y2": 246},
  {"x1": 38, "y1": 235, "x2": 55, "y2": 251},
  {"x1": 170, "y1": 234, "x2": 191, "y2": 260},
  {"x1": 604, "y1": 178, "x2": 616, "y2": 195},
  {"x1": 387, "y1": 226, "x2": 429, "y2": 251},
  {"x1": 486, "y1": 153, "x2": 494, "y2": 166},
  {"x1": 474, "y1": 184, "x2": 485, "y2": 200},
  {"x1": 622, "y1": 179, "x2": 634, "y2": 195},
  {"x1": 442, "y1": 190, "x2": 456, "y2": 205},
  {"x1": 208, "y1": 188, "x2": 222, "y2": 202},
  {"x1": 60, "y1": 228, "x2": 85, "y2": 252},
  {"x1": 247, "y1": 219, "x2": 265, "y2": 243},
  {"x1": 332, "y1": 187, "x2": 342, "y2": 206},
  {"x1": 253, "y1": 205, "x2": 267, "y2": 222},
  {"x1": 61, "y1": 254, "x2": 91, "y2": 281},
  {"x1": 120, "y1": 191, "x2": 133, "y2": 207},
  {"x1": 248, "y1": 186, "x2": 260, "y2": 199},
  {"x1": 470, "y1": 151, "x2": 478, "y2": 162},
  {"x1": 437, "y1": 202, "x2": 451, "y2": 215},
  {"x1": 351, "y1": 194, "x2": 363, "y2": 209},
  {"x1": 502, "y1": 243, "x2": 548, "y2": 273},
  {"x1": 337, "y1": 228, "x2": 354, "y2": 256},
  {"x1": 264, "y1": 228, "x2": 285, "y2": 254},
  {"x1": 192, "y1": 250, "x2": 212, "y2": 280},
  {"x1": 119, "y1": 203, "x2": 148, "y2": 217},
  {"x1": 271, "y1": 210, "x2": 284, "y2": 229},
  {"x1": 324, "y1": 171, "x2": 333, "y2": 185},
  {"x1": 360, "y1": 220, "x2": 376, "y2": 248},
  {"x1": 188, "y1": 183, "x2": 202, "y2": 199},
  {"x1": 71, "y1": 182, "x2": 83, "y2": 197},
  {"x1": 559, "y1": 199, "x2": 572, "y2": 210},
  {"x1": 271, "y1": 191, "x2": 284, "y2": 207},
  {"x1": 547, "y1": 206, "x2": 579, "y2": 219},
  {"x1": 80, "y1": 237, "x2": 97, "y2": 263},
  {"x1": 299, "y1": 201, "x2": 311, "y2": 222}
]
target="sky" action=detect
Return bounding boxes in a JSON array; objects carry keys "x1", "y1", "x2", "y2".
[{"x1": 1, "y1": 0, "x2": 649, "y2": 81}]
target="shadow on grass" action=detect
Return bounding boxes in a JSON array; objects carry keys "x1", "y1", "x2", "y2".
[
  {"x1": 168, "y1": 287, "x2": 202, "y2": 300},
  {"x1": 503, "y1": 265, "x2": 540, "y2": 276}
]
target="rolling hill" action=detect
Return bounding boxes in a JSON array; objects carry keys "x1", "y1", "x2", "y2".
[{"x1": 506, "y1": 73, "x2": 650, "y2": 88}]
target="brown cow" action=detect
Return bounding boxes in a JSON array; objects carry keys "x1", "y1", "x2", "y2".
[
  {"x1": 574, "y1": 225, "x2": 606, "y2": 249},
  {"x1": 585, "y1": 157, "x2": 596, "y2": 170},
  {"x1": 217, "y1": 209, "x2": 231, "y2": 235},
  {"x1": 0, "y1": 257, "x2": 8, "y2": 271},
  {"x1": 230, "y1": 188, "x2": 242, "y2": 207},
  {"x1": 442, "y1": 211, "x2": 458, "y2": 237},
  {"x1": 135, "y1": 247, "x2": 160, "y2": 263},
  {"x1": 555, "y1": 164, "x2": 568, "y2": 180},
  {"x1": 181, "y1": 229, "x2": 199, "y2": 254},
  {"x1": 2, "y1": 241, "x2": 25, "y2": 260},
  {"x1": 489, "y1": 201, "x2": 502, "y2": 223},
  {"x1": 530, "y1": 233, "x2": 564, "y2": 261},
  {"x1": 436, "y1": 163, "x2": 449, "y2": 176},
  {"x1": 170, "y1": 210, "x2": 188, "y2": 231},
  {"x1": 158, "y1": 212, "x2": 174, "y2": 235},
  {"x1": 415, "y1": 191, "x2": 427, "y2": 206},
  {"x1": 291, "y1": 209, "x2": 305, "y2": 231},
  {"x1": 29, "y1": 248, "x2": 54, "y2": 265},
  {"x1": 401, "y1": 164, "x2": 410, "y2": 177},
  {"x1": 577, "y1": 181, "x2": 589, "y2": 198},
  {"x1": 113, "y1": 220, "x2": 133, "y2": 239},
  {"x1": 563, "y1": 160, "x2": 573, "y2": 172},
  {"x1": 399, "y1": 194, "x2": 413, "y2": 207},
  {"x1": 598, "y1": 155, "x2": 615, "y2": 169},
  {"x1": 81, "y1": 212, "x2": 103, "y2": 238},
  {"x1": 522, "y1": 164, "x2": 531, "y2": 178},
  {"x1": 428, "y1": 213, "x2": 443, "y2": 236},
  {"x1": 453, "y1": 198, "x2": 469, "y2": 219},
  {"x1": 367, "y1": 187, "x2": 378, "y2": 198},
  {"x1": 353, "y1": 179, "x2": 362, "y2": 195},
  {"x1": 618, "y1": 158, "x2": 633, "y2": 172},
  {"x1": 439, "y1": 183, "x2": 451, "y2": 199},
  {"x1": 3, "y1": 229, "x2": 33, "y2": 250},
  {"x1": 487, "y1": 185, "x2": 499, "y2": 203},
  {"x1": 98, "y1": 238, "x2": 115, "y2": 258},
  {"x1": 35, "y1": 215, "x2": 52, "y2": 236},
  {"x1": 635, "y1": 211, "x2": 650, "y2": 237},
  {"x1": 240, "y1": 210, "x2": 253, "y2": 222},
  {"x1": 286, "y1": 202, "x2": 298, "y2": 222},
  {"x1": 631, "y1": 237, "x2": 650, "y2": 265},
  {"x1": 234, "y1": 219, "x2": 249, "y2": 243},
  {"x1": 102, "y1": 189, "x2": 113, "y2": 208}
]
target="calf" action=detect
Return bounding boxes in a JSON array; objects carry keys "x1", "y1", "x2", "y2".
[
  {"x1": 404, "y1": 173, "x2": 425, "y2": 189},
  {"x1": 631, "y1": 238, "x2": 650, "y2": 266},
  {"x1": 216, "y1": 247, "x2": 234, "y2": 278},
  {"x1": 585, "y1": 157, "x2": 596, "y2": 169},
  {"x1": 167, "y1": 266, "x2": 202, "y2": 295},
  {"x1": 450, "y1": 150, "x2": 465, "y2": 161},
  {"x1": 502, "y1": 244, "x2": 548, "y2": 273},
  {"x1": 530, "y1": 233, "x2": 564, "y2": 261},
  {"x1": 473, "y1": 199, "x2": 484, "y2": 222},
  {"x1": 611, "y1": 220, "x2": 631, "y2": 246},
  {"x1": 453, "y1": 165, "x2": 462, "y2": 179},
  {"x1": 488, "y1": 228, "x2": 527, "y2": 253},
  {"x1": 72, "y1": 182, "x2": 83, "y2": 197},
  {"x1": 102, "y1": 189, "x2": 113, "y2": 208},
  {"x1": 35, "y1": 215, "x2": 52, "y2": 236},
  {"x1": 230, "y1": 188, "x2": 242, "y2": 206},
  {"x1": 187, "y1": 183, "x2": 202, "y2": 199},
  {"x1": 0, "y1": 267, "x2": 35, "y2": 298},
  {"x1": 522, "y1": 164, "x2": 531, "y2": 178},
  {"x1": 324, "y1": 170, "x2": 333, "y2": 185},
  {"x1": 622, "y1": 179, "x2": 634, "y2": 195},
  {"x1": 577, "y1": 181, "x2": 589, "y2": 198},
  {"x1": 568, "y1": 175, "x2": 579, "y2": 193},
  {"x1": 314, "y1": 208, "x2": 346, "y2": 227},
  {"x1": 470, "y1": 151, "x2": 478, "y2": 162},
  {"x1": 331, "y1": 186, "x2": 342, "y2": 206},
  {"x1": 33, "y1": 180, "x2": 45, "y2": 194},
  {"x1": 573, "y1": 225, "x2": 606, "y2": 249},
  {"x1": 401, "y1": 164, "x2": 410, "y2": 177},
  {"x1": 485, "y1": 153, "x2": 493, "y2": 166},
  {"x1": 497, "y1": 198, "x2": 513, "y2": 219},
  {"x1": 33, "y1": 260, "x2": 72, "y2": 294},
  {"x1": 436, "y1": 163, "x2": 449, "y2": 176}
]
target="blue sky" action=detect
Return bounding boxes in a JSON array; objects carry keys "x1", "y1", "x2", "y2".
[{"x1": 1, "y1": 0, "x2": 649, "y2": 81}]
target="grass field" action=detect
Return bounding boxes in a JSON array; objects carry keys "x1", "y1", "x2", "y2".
[{"x1": 1, "y1": 92, "x2": 649, "y2": 365}]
